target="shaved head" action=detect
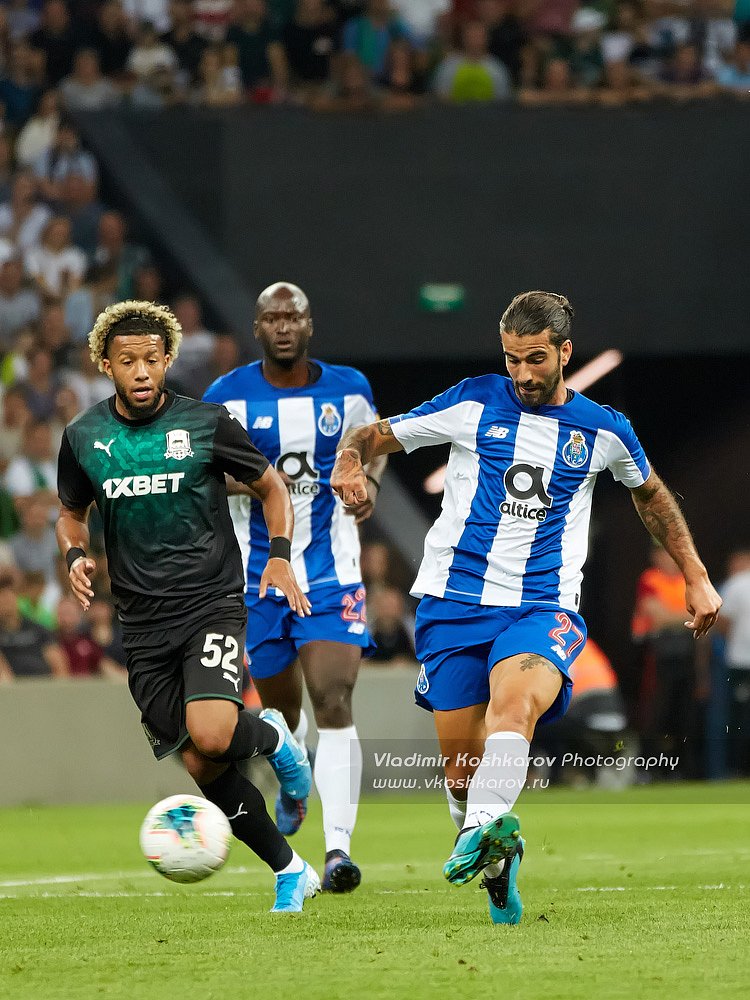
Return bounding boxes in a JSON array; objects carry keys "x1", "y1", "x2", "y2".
[{"x1": 255, "y1": 282, "x2": 309, "y2": 318}]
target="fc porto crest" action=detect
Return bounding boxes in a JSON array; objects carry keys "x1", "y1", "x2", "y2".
[
  {"x1": 164, "y1": 429, "x2": 194, "y2": 460},
  {"x1": 416, "y1": 663, "x2": 430, "y2": 695},
  {"x1": 562, "y1": 430, "x2": 589, "y2": 469},
  {"x1": 318, "y1": 403, "x2": 342, "y2": 437}
]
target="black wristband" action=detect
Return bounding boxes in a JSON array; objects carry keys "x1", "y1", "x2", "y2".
[
  {"x1": 66, "y1": 547, "x2": 86, "y2": 571},
  {"x1": 365, "y1": 475, "x2": 381, "y2": 493},
  {"x1": 269, "y1": 537, "x2": 291, "y2": 561}
]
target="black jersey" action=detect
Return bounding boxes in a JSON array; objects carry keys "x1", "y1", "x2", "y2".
[{"x1": 58, "y1": 391, "x2": 269, "y2": 629}]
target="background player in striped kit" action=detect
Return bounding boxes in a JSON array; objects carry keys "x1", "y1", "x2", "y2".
[
  {"x1": 204, "y1": 283, "x2": 386, "y2": 892},
  {"x1": 331, "y1": 290, "x2": 722, "y2": 924}
]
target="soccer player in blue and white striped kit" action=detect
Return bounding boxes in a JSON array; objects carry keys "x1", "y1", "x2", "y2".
[
  {"x1": 204, "y1": 282, "x2": 386, "y2": 892},
  {"x1": 331, "y1": 290, "x2": 721, "y2": 924}
]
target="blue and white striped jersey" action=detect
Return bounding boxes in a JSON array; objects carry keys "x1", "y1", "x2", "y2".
[
  {"x1": 390, "y1": 375, "x2": 650, "y2": 612},
  {"x1": 204, "y1": 360, "x2": 377, "y2": 595}
]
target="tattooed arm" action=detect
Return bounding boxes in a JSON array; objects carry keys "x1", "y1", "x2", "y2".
[
  {"x1": 630, "y1": 469, "x2": 721, "y2": 638},
  {"x1": 331, "y1": 419, "x2": 404, "y2": 510}
]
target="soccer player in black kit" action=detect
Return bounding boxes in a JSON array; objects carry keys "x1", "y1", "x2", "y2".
[{"x1": 56, "y1": 300, "x2": 320, "y2": 912}]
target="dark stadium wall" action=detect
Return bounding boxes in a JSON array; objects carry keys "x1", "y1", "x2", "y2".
[{"x1": 95, "y1": 103, "x2": 750, "y2": 360}]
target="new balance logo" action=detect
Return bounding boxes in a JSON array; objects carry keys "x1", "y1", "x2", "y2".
[
  {"x1": 103, "y1": 473, "x2": 184, "y2": 498},
  {"x1": 94, "y1": 439, "x2": 115, "y2": 457},
  {"x1": 253, "y1": 416, "x2": 274, "y2": 429},
  {"x1": 485, "y1": 425, "x2": 509, "y2": 439}
]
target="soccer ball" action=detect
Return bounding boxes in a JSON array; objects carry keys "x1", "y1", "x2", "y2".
[{"x1": 139, "y1": 794, "x2": 232, "y2": 884}]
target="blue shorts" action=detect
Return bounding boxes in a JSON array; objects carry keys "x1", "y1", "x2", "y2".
[
  {"x1": 246, "y1": 582, "x2": 376, "y2": 679},
  {"x1": 413, "y1": 596, "x2": 587, "y2": 725}
]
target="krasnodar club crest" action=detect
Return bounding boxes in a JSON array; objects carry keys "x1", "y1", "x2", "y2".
[
  {"x1": 164, "y1": 429, "x2": 194, "y2": 460},
  {"x1": 562, "y1": 430, "x2": 589, "y2": 469},
  {"x1": 318, "y1": 403, "x2": 342, "y2": 437}
]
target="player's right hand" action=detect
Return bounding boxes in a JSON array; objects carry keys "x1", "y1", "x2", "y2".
[
  {"x1": 69, "y1": 557, "x2": 96, "y2": 612},
  {"x1": 331, "y1": 449, "x2": 368, "y2": 510}
]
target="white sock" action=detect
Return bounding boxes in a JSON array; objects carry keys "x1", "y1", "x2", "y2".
[
  {"x1": 446, "y1": 786, "x2": 467, "y2": 830},
  {"x1": 275, "y1": 849, "x2": 304, "y2": 875},
  {"x1": 293, "y1": 709, "x2": 309, "y2": 746},
  {"x1": 465, "y1": 731, "x2": 530, "y2": 830},
  {"x1": 314, "y1": 725, "x2": 362, "y2": 855}
]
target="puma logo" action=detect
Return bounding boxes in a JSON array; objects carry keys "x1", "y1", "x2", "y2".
[
  {"x1": 226, "y1": 803, "x2": 248, "y2": 820},
  {"x1": 94, "y1": 439, "x2": 115, "y2": 458},
  {"x1": 223, "y1": 672, "x2": 241, "y2": 692}
]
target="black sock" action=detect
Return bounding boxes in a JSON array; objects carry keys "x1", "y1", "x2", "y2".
[
  {"x1": 199, "y1": 764, "x2": 292, "y2": 872},
  {"x1": 213, "y1": 710, "x2": 279, "y2": 763}
]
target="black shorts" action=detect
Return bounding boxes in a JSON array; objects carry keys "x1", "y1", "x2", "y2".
[{"x1": 124, "y1": 598, "x2": 247, "y2": 760}]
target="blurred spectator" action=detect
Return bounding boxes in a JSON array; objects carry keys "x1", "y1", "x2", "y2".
[
  {"x1": 8, "y1": 498, "x2": 59, "y2": 588},
  {"x1": 0, "y1": 172, "x2": 52, "y2": 255},
  {"x1": 17, "y1": 569, "x2": 58, "y2": 628},
  {"x1": 121, "y1": 0, "x2": 173, "y2": 35},
  {"x1": 163, "y1": 0, "x2": 209, "y2": 87},
  {"x1": 632, "y1": 543, "x2": 698, "y2": 777},
  {"x1": 126, "y1": 19, "x2": 179, "y2": 81},
  {"x1": 49, "y1": 383, "x2": 81, "y2": 452},
  {"x1": 208, "y1": 332, "x2": 241, "y2": 380},
  {"x1": 25, "y1": 215, "x2": 87, "y2": 299},
  {"x1": 56, "y1": 595, "x2": 127, "y2": 678},
  {"x1": 167, "y1": 293, "x2": 217, "y2": 395},
  {"x1": 519, "y1": 56, "x2": 592, "y2": 104},
  {"x1": 192, "y1": 44, "x2": 244, "y2": 104},
  {"x1": 33, "y1": 121, "x2": 98, "y2": 203},
  {"x1": 361, "y1": 540, "x2": 392, "y2": 595},
  {"x1": 0, "y1": 248, "x2": 42, "y2": 348},
  {"x1": 91, "y1": 0, "x2": 134, "y2": 78},
  {"x1": 193, "y1": 0, "x2": 235, "y2": 42},
  {"x1": 2, "y1": 417, "x2": 58, "y2": 511},
  {"x1": 527, "y1": 0, "x2": 579, "y2": 39},
  {"x1": 0, "y1": 384, "x2": 31, "y2": 472},
  {"x1": 17, "y1": 346, "x2": 61, "y2": 420},
  {"x1": 433, "y1": 20, "x2": 511, "y2": 101},
  {"x1": 596, "y1": 57, "x2": 653, "y2": 104},
  {"x1": 60, "y1": 47, "x2": 121, "y2": 111},
  {"x1": 0, "y1": 137, "x2": 12, "y2": 206},
  {"x1": 391, "y1": 0, "x2": 450, "y2": 47},
  {"x1": 714, "y1": 37, "x2": 750, "y2": 92},
  {"x1": 28, "y1": 0, "x2": 83, "y2": 87},
  {"x1": 132, "y1": 261, "x2": 165, "y2": 302},
  {"x1": 227, "y1": 0, "x2": 289, "y2": 97},
  {"x1": 282, "y1": 0, "x2": 339, "y2": 93},
  {"x1": 381, "y1": 37, "x2": 427, "y2": 107},
  {"x1": 658, "y1": 40, "x2": 719, "y2": 98},
  {"x1": 62, "y1": 343, "x2": 113, "y2": 408},
  {"x1": 89, "y1": 595, "x2": 126, "y2": 665},
  {"x1": 14, "y1": 90, "x2": 61, "y2": 169},
  {"x1": 369, "y1": 586, "x2": 415, "y2": 662},
  {"x1": 475, "y1": 0, "x2": 529, "y2": 85},
  {"x1": 5, "y1": 0, "x2": 42, "y2": 43},
  {"x1": 567, "y1": 6, "x2": 606, "y2": 87},
  {"x1": 308, "y1": 51, "x2": 379, "y2": 110},
  {"x1": 89, "y1": 211, "x2": 152, "y2": 301},
  {"x1": 342, "y1": 0, "x2": 418, "y2": 80},
  {"x1": 717, "y1": 548, "x2": 750, "y2": 774},
  {"x1": 0, "y1": 41, "x2": 44, "y2": 128},
  {"x1": 38, "y1": 302, "x2": 75, "y2": 367},
  {"x1": 0, "y1": 572, "x2": 68, "y2": 679},
  {"x1": 130, "y1": 64, "x2": 184, "y2": 107}
]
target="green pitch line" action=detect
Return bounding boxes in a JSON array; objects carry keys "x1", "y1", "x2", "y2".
[{"x1": 1, "y1": 785, "x2": 749, "y2": 1000}]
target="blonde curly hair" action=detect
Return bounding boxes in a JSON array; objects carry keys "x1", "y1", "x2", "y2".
[{"x1": 89, "y1": 300, "x2": 182, "y2": 373}]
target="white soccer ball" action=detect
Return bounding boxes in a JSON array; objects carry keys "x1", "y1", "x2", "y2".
[{"x1": 139, "y1": 794, "x2": 232, "y2": 884}]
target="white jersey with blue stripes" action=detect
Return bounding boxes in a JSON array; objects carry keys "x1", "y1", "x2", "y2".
[
  {"x1": 204, "y1": 360, "x2": 377, "y2": 595},
  {"x1": 390, "y1": 375, "x2": 650, "y2": 612}
]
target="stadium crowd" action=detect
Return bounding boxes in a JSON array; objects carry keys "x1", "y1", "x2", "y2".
[{"x1": 0, "y1": 0, "x2": 746, "y2": 116}]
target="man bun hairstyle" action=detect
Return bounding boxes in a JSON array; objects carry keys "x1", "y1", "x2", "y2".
[
  {"x1": 89, "y1": 300, "x2": 182, "y2": 372},
  {"x1": 500, "y1": 291, "x2": 574, "y2": 348}
]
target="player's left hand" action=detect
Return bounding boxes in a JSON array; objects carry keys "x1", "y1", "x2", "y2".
[
  {"x1": 260, "y1": 559, "x2": 312, "y2": 617},
  {"x1": 684, "y1": 576, "x2": 722, "y2": 639},
  {"x1": 345, "y1": 479, "x2": 378, "y2": 524},
  {"x1": 331, "y1": 449, "x2": 368, "y2": 510}
]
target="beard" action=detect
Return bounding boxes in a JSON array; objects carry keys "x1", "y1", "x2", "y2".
[
  {"x1": 513, "y1": 367, "x2": 563, "y2": 407},
  {"x1": 113, "y1": 376, "x2": 166, "y2": 418}
]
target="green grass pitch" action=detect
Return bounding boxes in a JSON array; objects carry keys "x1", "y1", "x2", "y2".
[{"x1": 1, "y1": 783, "x2": 749, "y2": 1000}]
